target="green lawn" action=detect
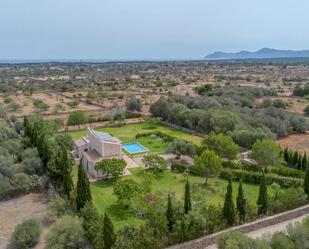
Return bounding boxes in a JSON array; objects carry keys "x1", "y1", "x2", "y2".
[
  {"x1": 68, "y1": 123, "x2": 202, "y2": 153},
  {"x1": 88, "y1": 168, "x2": 271, "y2": 230}
]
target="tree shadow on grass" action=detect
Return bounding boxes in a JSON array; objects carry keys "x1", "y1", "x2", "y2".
[{"x1": 105, "y1": 202, "x2": 134, "y2": 222}]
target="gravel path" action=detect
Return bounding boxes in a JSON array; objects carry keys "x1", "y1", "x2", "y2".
[{"x1": 205, "y1": 214, "x2": 309, "y2": 249}]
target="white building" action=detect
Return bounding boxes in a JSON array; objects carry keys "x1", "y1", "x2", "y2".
[{"x1": 74, "y1": 128, "x2": 122, "y2": 178}]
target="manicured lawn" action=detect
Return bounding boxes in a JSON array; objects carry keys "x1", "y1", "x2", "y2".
[
  {"x1": 89, "y1": 168, "x2": 271, "y2": 230},
  {"x1": 68, "y1": 122, "x2": 202, "y2": 153}
]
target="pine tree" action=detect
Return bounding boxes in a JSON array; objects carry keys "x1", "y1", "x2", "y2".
[
  {"x1": 76, "y1": 161, "x2": 92, "y2": 211},
  {"x1": 222, "y1": 178, "x2": 235, "y2": 226},
  {"x1": 304, "y1": 164, "x2": 309, "y2": 198},
  {"x1": 103, "y1": 212, "x2": 116, "y2": 249},
  {"x1": 302, "y1": 153, "x2": 307, "y2": 170},
  {"x1": 236, "y1": 180, "x2": 246, "y2": 223},
  {"x1": 184, "y1": 179, "x2": 191, "y2": 214},
  {"x1": 257, "y1": 172, "x2": 268, "y2": 216},
  {"x1": 167, "y1": 194, "x2": 175, "y2": 232}
]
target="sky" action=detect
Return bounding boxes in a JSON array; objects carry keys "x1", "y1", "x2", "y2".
[{"x1": 1, "y1": 0, "x2": 309, "y2": 60}]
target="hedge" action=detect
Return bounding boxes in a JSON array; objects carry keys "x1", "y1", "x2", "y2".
[
  {"x1": 223, "y1": 161, "x2": 304, "y2": 179},
  {"x1": 219, "y1": 169, "x2": 303, "y2": 188},
  {"x1": 135, "y1": 131, "x2": 174, "y2": 142}
]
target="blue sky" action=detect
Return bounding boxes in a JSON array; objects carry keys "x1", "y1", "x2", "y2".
[{"x1": 1, "y1": 0, "x2": 309, "y2": 60}]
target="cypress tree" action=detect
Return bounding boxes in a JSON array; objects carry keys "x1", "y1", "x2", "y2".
[
  {"x1": 304, "y1": 165, "x2": 309, "y2": 198},
  {"x1": 184, "y1": 179, "x2": 191, "y2": 214},
  {"x1": 288, "y1": 151, "x2": 294, "y2": 165},
  {"x1": 23, "y1": 116, "x2": 29, "y2": 137},
  {"x1": 103, "y1": 212, "x2": 116, "y2": 249},
  {"x1": 283, "y1": 147, "x2": 289, "y2": 163},
  {"x1": 302, "y1": 153, "x2": 307, "y2": 170},
  {"x1": 62, "y1": 149, "x2": 73, "y2": 199},
  {"x1": 222, "y1": 178, "x2": 235, "y2": 226},
  {"x1": 167, "y1": 194, "x2": 175, "y2": 232},
  {"x1": 76, "y1": 161, "x2": 92, "y2": 211},
  {"x1": 293, "y1": 151, "x2": 299, "y2": 166},
  {"x1": 81, "y1": 203, "x2": 103, "y2": 249},
  {"x1": 297, "y1": 156, "x2": 303, "y2": 170},
  {"x1": 236, "y1": 179, "x2": 246, "y2": 223},
  {"x1": 257, "y1": 172, "x2": 268, "y2": 216}
]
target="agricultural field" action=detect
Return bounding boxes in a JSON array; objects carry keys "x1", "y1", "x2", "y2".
[{"x1": 277, "y1": 132, "x2": 309, "y2": 154}]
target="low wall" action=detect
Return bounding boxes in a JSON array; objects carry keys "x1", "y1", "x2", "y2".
[{"x1": 166, "y1": 204, "x2": 309, "y2": 249}]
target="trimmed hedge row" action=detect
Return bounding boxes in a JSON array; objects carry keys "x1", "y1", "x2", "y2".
[
  {"x1": 135, "y1": 131, "x2": 174, "y2": 142},
  {"x1": 223, "y1": 161, "x2": 304, "y2": 179},
  {"x1": 219, "y1": 169, "x2": 303, "y2": 188}
]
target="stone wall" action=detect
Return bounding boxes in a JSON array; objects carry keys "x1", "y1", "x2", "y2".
[{"x1": 166, "y1": 204, "x2": 309, "y2": 249}]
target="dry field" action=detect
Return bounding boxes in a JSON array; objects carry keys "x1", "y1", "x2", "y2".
[
  {"x1": 0, "y1": 193, "x2": 49, "y2": 249},
  {"x1": 277, "y1": 132, "x2": 309, "y2": 154},
  {"x1": 0, "y1": 92, "x2": 102, "y2": 117}
]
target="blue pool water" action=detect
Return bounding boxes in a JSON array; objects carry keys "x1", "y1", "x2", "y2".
[{"x1": 122, "y1": 142, "x2": 149, "y2": 154}]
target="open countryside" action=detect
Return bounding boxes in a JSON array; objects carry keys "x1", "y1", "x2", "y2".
[{"x1": 2, "y1": 1, "x2": 309, "y2": 249}]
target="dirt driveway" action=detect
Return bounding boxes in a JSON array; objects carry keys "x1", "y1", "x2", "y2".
[{"x1": 0, "y1": 193, "x2": 48, "y2": 249}]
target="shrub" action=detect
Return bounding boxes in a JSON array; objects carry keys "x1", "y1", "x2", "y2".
[
  {"x1": 45, "y1": 215, "x2": 85, "y2": 249},
  {"x1": 11, "y1": 219, "x2": 42, "y2": 249},
  {"x1": 125, "y1": 112, "x2": 142, "y2": 119},
  {"x1": 171, "y1": 163, "x2": 187, "y2": 173},
  {"x1": 223, "y1": 161, "x2": 304, "y2": 178},
  {"x1": 135, "y1": 131, "x2": 174, "y2": 142},
  {"x1": 268, "y1": 187, "x2": 307, "y2": 214},
  {"x1": 219, "y1": 169, "x2": 303, "y2": 188},
  {"x1": 67, "y1": 110, "x2": 88, "y2": 126}
]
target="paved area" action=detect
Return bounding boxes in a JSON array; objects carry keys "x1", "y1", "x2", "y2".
[
  {"x1": 132, "y1": 153, "x2": 194, "y2": 167},
  {"x1": 205, "y1": 214, "x2": 309, "y2": 249}
]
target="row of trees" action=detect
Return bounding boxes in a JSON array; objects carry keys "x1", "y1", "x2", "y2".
[
  {"x1": 24, "y1": 113, "x2": 117, "y2": 249},
  {"x1": 283, "y1": 147, "x2": 308, "y2": 170}
]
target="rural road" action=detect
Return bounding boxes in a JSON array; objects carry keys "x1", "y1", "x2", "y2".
[{"x1": 205, "y1": 214, "x2": 309, "y2": 249}]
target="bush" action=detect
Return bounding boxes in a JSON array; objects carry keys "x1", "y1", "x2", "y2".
[
  {"x1": 135, "y1": 131, "x2": 174, "y2": 142},
  {"x1": 171, "y1": 163, "x2": 187, "y2": 173},
  {"x1": 45, "y1": 215, "x2": 85, "y2": 249},
  {"x1": 219, "y1": 169, "x2": 303, "y2": 188},
  {"x1": 125, "y1": 112, "x2": 142, "y2": 119},
  {"x1": 268, "y1": 187, "x2": 307, "y2": 214},
  {"x1": 11, "y1": 219, "x2": 42, "y2": 249},
  {"x1": 223, "y1": 161, "x2": 304, "y2": 178}
]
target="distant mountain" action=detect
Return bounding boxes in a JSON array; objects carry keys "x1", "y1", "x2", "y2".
[{"x1": 205, "y1": 48, "x2": 309, "y2": 60}]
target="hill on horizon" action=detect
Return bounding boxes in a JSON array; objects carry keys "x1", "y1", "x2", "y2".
[{"x1": 205, "y1": 48, "x2": 309, "y2": 60}]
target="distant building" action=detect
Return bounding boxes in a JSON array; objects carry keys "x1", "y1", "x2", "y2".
[
  {"x1": 239, "y1": 151, "x2": 257, "y2": 165},
  {"x1": 74, "y1": 128, "x2": 122, "y2": 178}
]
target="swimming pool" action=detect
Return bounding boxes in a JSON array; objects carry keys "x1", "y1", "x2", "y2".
[{"x1": 122, "y1": 142, "x2": 149, "y2": 154}]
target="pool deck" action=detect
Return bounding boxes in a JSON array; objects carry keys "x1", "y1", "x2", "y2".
[{"x1": 122, "y1": 142, "x2": 149, "y2": 154}]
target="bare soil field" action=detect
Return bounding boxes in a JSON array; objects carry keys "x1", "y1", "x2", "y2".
[
  {"x1": 277, "y1": 132, "x2": 309, "y2": 154},
  {"x1": 0, "y1": 92, "x2": 102, "y2": 117},
  {"x1": 0, "y1": 193, "x2": 48, "y2": 249}
]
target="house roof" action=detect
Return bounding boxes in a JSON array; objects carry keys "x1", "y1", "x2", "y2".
[
  {"x1": 93, "y1": 131, "x2": 120, "y2": 143},
  {"x1": 82, "y1": 149, "x2": 102, "y2": 164},
  {"x1": 74, "y1": 137, "x2": 88, "y2": 147}
]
